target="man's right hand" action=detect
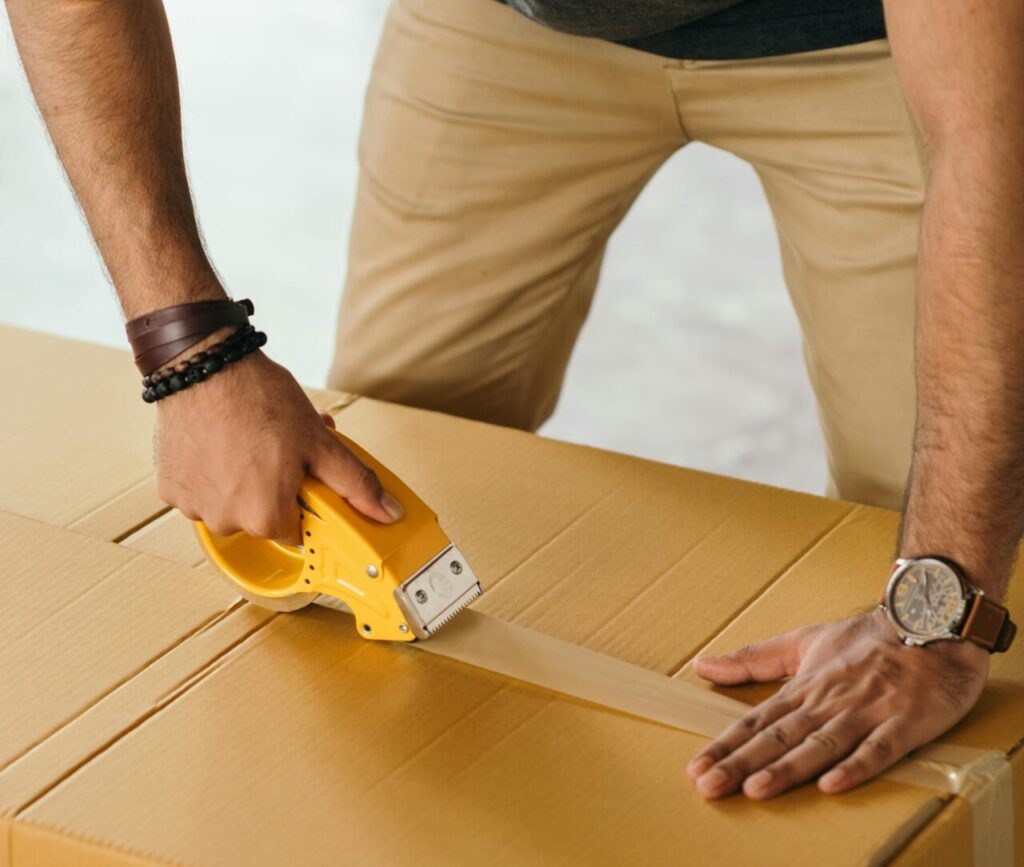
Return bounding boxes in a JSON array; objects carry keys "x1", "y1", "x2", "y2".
[{"x1": 153, "y1": 343, "x2": 404, "y2": 546}]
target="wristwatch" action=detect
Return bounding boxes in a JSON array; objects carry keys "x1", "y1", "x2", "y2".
[{"x1": 878, "y1": 555, "x2": 1017, "y2": 653}]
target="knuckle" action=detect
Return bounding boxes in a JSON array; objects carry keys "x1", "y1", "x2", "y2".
[
  {"x1": 155, "y1": 480, "x2": 176, "y2": 505},
  {"x1": 863, "y1": 736, "x2": 894, "y2": 760},
  {"x1": 738, "y1": 712, "x2": 764, "y2": 733},
  {"x1": 841, "y1": 755, "x2": 868, "y2": 780},
  {"x1": 721, "y1": 756, "x2": 749, "y2": 780},
  {"x1": 205, "y1": 519, "x2": 236, "y2": 537},
  {"x1": 356, "y1": 464, "x2": 382, "y2": 496},
  {"x1": 875, "y1": 694, "x2": 903, "y2": 717},
  {"x1": 697, "y1": 745, "x2": 727, "y2": 765},
  {"x1": 806, "y1": 729, "x2": 841, "y2": 755},
  {"x1": 763, "y1": 725, "x2": 791, "y2": 750},
  {"x1": 243, "y1": 516, "x2": 278, "y2": 539}
]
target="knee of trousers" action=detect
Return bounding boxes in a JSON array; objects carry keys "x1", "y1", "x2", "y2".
[
  {"x1": 804, "y1": 338, "x2": 917, "y2": 512},
  {"x1": 825, "y1": 459, "x2": 911, "y2": 513},
  {"x1": 327, "y1": 355, "x2": 558, "y2": 433},
  {"x1": 818, "y1": 395, "x2": 916, "y2": 512}
]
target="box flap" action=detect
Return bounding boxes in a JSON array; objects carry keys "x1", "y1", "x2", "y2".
[{"x1": 0, "y1": 512, "x2": 265, "y2": 832}]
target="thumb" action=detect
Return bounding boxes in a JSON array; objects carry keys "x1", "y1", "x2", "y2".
[
  {"x1": 308, "y1": 434, "x2": 405, "y2": 524},
  {"x1": 692, "y1": 632, "x2": 803, "y2": 685}
]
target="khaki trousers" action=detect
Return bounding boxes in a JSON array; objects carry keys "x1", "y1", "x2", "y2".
[{"x1": 328, "y1": 0, "x2": 928, "y2": 512}]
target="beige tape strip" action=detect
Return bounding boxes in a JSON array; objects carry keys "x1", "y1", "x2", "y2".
[
  {"x1": 883, "y1": 743, "x2": 1013, "y2": 867},
  {"x1": 417, "y1": 609, "x2": 754, "y2": 737},
  {"x1": 416, "y1": 610, "x2": 1014, "y2": 867}
]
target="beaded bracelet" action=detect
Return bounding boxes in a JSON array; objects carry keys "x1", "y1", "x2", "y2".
[{"x1": 141, "y1": 324, "x2": 267, "y2": 403}]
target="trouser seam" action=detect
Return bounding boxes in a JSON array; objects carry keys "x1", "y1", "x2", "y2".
[{"x1": 661, "y1": 63, "x2": 693, "y2": 141}]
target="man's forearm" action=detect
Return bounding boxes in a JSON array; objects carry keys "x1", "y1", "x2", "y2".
[
  {"x1": 888, "y1": 1, "x2": 1024, "y2": 602},
  {"x1": 896, "y1": 138, "x2": 1024, "y2": 603},
  {"x1": 6, "y1": 0, "x2": 222, "y2": 317}
]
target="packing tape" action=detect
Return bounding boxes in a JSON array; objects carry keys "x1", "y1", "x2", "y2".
[
  {"x1": 882, "y1": 743, "x2": 1014, "y2": 867},
  {"x1": 415, "y1": 610, "x2": 1014, "y2": 867}
]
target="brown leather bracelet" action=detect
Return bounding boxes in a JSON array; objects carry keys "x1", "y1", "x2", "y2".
[
  {"x1": 125, "y1": 298, "x2": 254, "y2": 375},
  {"x1": 961, "y1": 593, "x2": 1018, "y2": 653}
]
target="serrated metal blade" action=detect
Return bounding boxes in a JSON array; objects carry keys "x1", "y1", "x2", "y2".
[{"x1": 395, "y1": 544, "x2": 482, "y2": 639}]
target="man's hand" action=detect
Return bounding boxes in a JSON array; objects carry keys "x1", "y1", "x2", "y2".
[
  {"x1": 686, "y1": 609, "x2": 990, "y2": 800},
  {"x1": 154, "y1": 344, "x2": 404, "y2": 546}
]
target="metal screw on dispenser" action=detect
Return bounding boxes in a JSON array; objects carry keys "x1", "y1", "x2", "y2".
[
  {"x1": 415, "y1": 589, "x2": 428, "y2": 604},
  {"x1": 366, "y1": 565, "x2": 379, "y2": 578},
  {"x1": 450, "y1": 561, "x2": 463, "y2": 575}
]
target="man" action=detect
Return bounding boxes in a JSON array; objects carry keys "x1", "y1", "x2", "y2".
[{"x1": 5, "y1": 0, "x2": 1022, "y2": 805}]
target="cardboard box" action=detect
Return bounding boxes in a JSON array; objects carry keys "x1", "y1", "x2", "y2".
[{"x1": 0, "y1": 324, "x2": 1020, "y2": 865}]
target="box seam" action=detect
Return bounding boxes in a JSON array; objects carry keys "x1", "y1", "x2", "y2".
[
  {"x1": 1, "y1": 598, "x2": 245, "y2": 780},
  {"x1": 667, "y1": 502, "x2": 863, "y2": 677},
  {"x1": 13, "y1": 607, "x2": 283, "y2": 821}
]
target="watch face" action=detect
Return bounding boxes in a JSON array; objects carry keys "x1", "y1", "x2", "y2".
[{"x1": 888, "y1": 559, "x2": 967, "y2": 638}]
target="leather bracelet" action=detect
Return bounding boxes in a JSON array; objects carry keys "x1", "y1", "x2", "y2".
[
  {"x1": 142, "y1": 325, "x2": 267, "y2": 403},
  {"x1": 125, "y1": 298, "x2": 254, "y2": 375}
]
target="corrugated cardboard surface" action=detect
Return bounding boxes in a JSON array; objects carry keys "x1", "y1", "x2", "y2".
[
  {"x1": 676, "y1": 504, "x2": 1024, "y2": 866},
  {"x1": 0, "y1": 325, "x2": 354, "y2": 542},
  {"x1": 1, "y1": 324, "x2": 1021, "y2": 865}
]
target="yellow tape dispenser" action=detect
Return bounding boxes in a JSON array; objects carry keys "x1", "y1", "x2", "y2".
[{"x1": 193, "y1": 429, "x2": 482, "y2": 641}]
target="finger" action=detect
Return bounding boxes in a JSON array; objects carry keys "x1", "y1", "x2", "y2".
[
  {"x1": 741, "y1": 708, "x2": 870, "y2": 800},
  {"x1": 319, "y1": 412, "x2": 337, "y2": 429},
  {"x1": 695, "y1": 705, "x2": 824, "y2": 799},
  {"x1": 687, "y1": 689, "x2": 802, "y2": 780},
  {"x1": 269, "y1": 498, "x2": 304, "y2": 547},
  {"x1": 240, "y1": 499, "x2": 303, "y2": 547},
  {"x1": 693, "y1": 631, "x2": 805, "y2": 686},
  {"x1": 818, "y1": 716, "x2": 907, "y2": 794},
  {"x1": 276, "y1": 518, "x2": 303, "y2": 547},
  {"x1": 202, "y1": 515, "x2": 242, "y2": 538},
  {"x1": 309, "y1": 434, "x2": 405, "y2": 524}
]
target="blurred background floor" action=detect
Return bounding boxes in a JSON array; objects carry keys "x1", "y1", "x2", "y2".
[{"x1": 0, "y1": 0, "x2": 827, "y2": 497}]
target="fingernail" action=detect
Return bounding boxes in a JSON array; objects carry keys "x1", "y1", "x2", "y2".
[
  {"x1": 747, "y1": 769, "x2": 773, "y2": 791},
  {"x1": 820, "y1": 768, "x2": 846, "y2": 790},
  {"x1": 381, "y1": 491, "x2": 405, "y2": 521},
  {"x1": 689, "y1": 756, "x2": 713, "y2": 778},
  {"x1": 699, "y1": 768, "x2": 728, "y2": 793}
]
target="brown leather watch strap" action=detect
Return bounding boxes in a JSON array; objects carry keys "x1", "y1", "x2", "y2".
[
  {"x1": 960, "y1": 593, "x2": 1017, "y2": 653},
  {"x1": 126, "y1": 299, "x2": 253, "y2": 375}
]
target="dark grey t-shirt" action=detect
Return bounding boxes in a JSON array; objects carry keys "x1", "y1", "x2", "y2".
[{"x1": 501, "y1": 0, "x2": 886, "y2": 59}]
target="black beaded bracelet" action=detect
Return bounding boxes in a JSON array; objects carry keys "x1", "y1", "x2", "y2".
[{"x1": 141, "y1": 325, "x2": 267, "y2": 403}]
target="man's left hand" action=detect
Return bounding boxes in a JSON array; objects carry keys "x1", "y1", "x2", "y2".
[{"x1": 687, "y1": 608, "x2": 990, "y2": 799}]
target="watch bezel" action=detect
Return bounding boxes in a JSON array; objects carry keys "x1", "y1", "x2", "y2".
[{"x1": 882, "y1": 557, "x2": 969, "y2": 646}]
